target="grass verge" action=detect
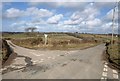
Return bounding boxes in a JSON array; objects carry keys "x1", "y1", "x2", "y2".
[{"x1": 104, "y1": 42, "x2": 120, "y2": 71}]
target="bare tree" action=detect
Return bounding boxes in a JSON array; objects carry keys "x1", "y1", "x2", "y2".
[
  {"x1": 25, "y1": 28, "x2": 30, "y2": 32},
  {"x1": 25, "y1": 27, "x2": 37, "y2": 32},
  {"x1": 31, "y1": 27, "x2": 37, "y2": 32}
]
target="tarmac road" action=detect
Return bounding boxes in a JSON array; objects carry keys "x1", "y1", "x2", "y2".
[{"x1": 2, "y1": 40, "x2": 119, "y2": 80}]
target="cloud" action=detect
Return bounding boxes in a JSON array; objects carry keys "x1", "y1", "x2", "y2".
[
  {"x1": 38, "y1": 8, "x2": 53, "y2": 17},
  {"x1": 100, "y1": 22, "x2": 118, "y2": 33},
  {"x1": 55, "y1": 24, "x2": 80, "y2": 32},
  {"x1": 2, "y1": 0, "x2": 13, "y2": 2},
  {"x1": 94, "y1": 2, "x2": 117, "y2": 9},
  {"x1": 10, "y1": 21, "x2": 26, "y2": 27},
  {"x1": 62, "y1": 3, "x2": 104, "y2": 33},
  {"x1": 0, "y1": 3, "x2": 2, "y2": 20},
  {"x1": 5, "y1": 8, "x2": 24, "y2": 18},
  {"x1": 28, "y1": 2, "x2": 117, "y2": 11},
  {"x1": 70, "y1": 5, "x2": 99, "y2": 20},
  {"x1": 0, "y1": 3, "x2": 2, "y2": 11},
  {"x1": 64, "y1": 3, "x2": 100, "y2": 25},
  {"x1": 54, "y1": 2, "x2": 88, "y2": 8},
  {"x1": 25, "y1": 7, "x2": 53, "y2": 17},
  {"x1": 10, "y1": 18, "x2": 47, "y2": 28},
  {"x1": 82, "y1": 4, "x2": 100, "y2": 18},
  {"x1": 64, "y1": 18, "x2": 83, "y2": 25},
  {"x1": 47, "y1": 14, "x2": 63, "y2": 24},
  {"x1": 102, "y1": 22, "x2": 112, "y2": 30},
  {"x1": 4, "y1": 7, "x2": 53, "y2": 18},
  {"x1": 71, "y1": 11, "x2": 81, "y2": 20},
  {"x1": 28, "y1": 0, "x2": 119, "y2": 3},
  {"x1": 10, "y1": 21, "x2": 37, "y2": 32},
  {"x1": 28, "y1": 2, "x2": 89, "y2": 10},
  {"x1": 105, "y1": 7, "x2": 118, "y2": 22},
  {"x1": 77, "y1": 18, "x2": 102, "y2": 33},
  {"x1": 85, "y1": 18, "x2": 102, "y2": 28},
  {"x1": 3, "y1": 2, "x2": 119, "y2": 33}
]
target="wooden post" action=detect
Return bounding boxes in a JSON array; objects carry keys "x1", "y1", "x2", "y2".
[{"x1": 44, "y1": 34, "x2": 48, "y2": 45}]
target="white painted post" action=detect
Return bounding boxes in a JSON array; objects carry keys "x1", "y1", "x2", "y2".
[{"x1": 44, "y1": 34, "x2": 48, "y2": 45}]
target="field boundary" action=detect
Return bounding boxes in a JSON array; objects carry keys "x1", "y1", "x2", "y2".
[{"x1": 103, "y1": 45, "x2": 120, "y2": 71}]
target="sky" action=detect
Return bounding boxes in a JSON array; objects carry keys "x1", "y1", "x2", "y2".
[{"x1": 1, "y1": 1, "x2": 119, "y2": 34}]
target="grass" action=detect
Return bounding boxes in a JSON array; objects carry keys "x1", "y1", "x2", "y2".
[
  {"x1": 0, "y1": 51, "x2": 2, "y2": 60},
  {"x1": 108, "y1": 43, "x2": 119, "y2": 65},
  {"x1": 1, "y1": 39, "x2": 12, "y2": 64},
  {"x1": 2, "y1": 33, "x2": 44, "y2": 39},
  {"x1": 12, "y1": 42, "x2": 99, "y2": 50},
  {"x1": 3, "y1": 33, "x2": 111, "y2": 50},
  {"x1": 11, "y1": 35, "x2": 100, "y2": 50},
  {"x1": 38, "y1": 43, "x2": 98, "y2": 50},
  {"x1": 47, "y1": 34, "x2": 81, "y2": 45},
  {"x1": 3, "y1": 33, "x2": 27, "y2": 39}
]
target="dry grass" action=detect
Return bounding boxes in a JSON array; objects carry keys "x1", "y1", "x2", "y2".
[
  {"x1": 1, "y1": 39, "x2": 12, "y2": 64},
  {"x1": 3, "y1": 33, "x2": 105, "y2": 50},
  {"x1": 108, "y1": 43, "x2": 119, "y2": 65}
]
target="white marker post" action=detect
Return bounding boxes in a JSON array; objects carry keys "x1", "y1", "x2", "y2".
[{"x1": 44, "y1": 34, "x2": 48, "y2": 45}]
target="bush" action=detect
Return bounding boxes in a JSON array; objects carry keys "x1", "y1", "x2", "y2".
[
  {"x1": 52, "y1": 40, "x2": 69, "y2": 47},
  {"x1": 12, "y1": 37, "x2": 43, "y2": 46},
  {"x1": 60, "y1": 41, "x2": 68, "y2": 47},
  {"x1": 3, "y1": 38, "x2": 12, "y2": 40},
  {"x1": 31, "y1": 38, "x2": 43, "y2": 45},
  {"x1": 69, "y1": 39, "x2": 81, "y2": 44},
  {"x1": 52, "y1": 41, "x2": 58, "y2": 47},
  {"x1": 82, "y1": 37, "x2": 95, "y2": 43}
]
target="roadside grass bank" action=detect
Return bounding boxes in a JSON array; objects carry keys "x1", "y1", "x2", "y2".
[
  {"x1": 103, "y1": 41, "x2": 120, "y2": 71},
  {"x1": 11, "y1": 37, "x2": 101, "y2": 50},
  {"x1": 2, "y1": 33, "x2": 108, "y2": 50},
  {"x1": 1, "y1": 39, "x2": 13, "y2": 65}
]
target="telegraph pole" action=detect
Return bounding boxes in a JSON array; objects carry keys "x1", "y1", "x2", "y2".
[{"x1": 111, "y1": 4, "x2": 116, "y2": 47}]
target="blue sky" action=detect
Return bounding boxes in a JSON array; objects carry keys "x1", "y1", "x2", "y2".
[{"x1": 2, "y1": 1, "x2": 118, "y2": 34}]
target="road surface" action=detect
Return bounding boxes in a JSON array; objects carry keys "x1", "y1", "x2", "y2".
[{"x1": 2, "y1": 40, "x2": 119, "y2": 80}]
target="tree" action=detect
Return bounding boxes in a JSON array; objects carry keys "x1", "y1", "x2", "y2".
[
  {"x1": 31, "y1": 27, "x2": 37, "y2": 32},
  {"x1": 25, "y1": 27, "x2": 37, "y2": 32},
  {"x1": 25, "y1": 28, "x2": 30, "y2": 32}
]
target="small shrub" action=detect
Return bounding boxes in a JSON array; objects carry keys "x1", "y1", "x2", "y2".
[
  {"x1": 52, "y1": 41, "x2": 58, "y2": 47},
  {"x1": 69, "y1": 39, "x2": 81, "y2": 44},
  {"x1": 31, "y1": 38, "x2": 43, "y2": 45},
  {"x1": 82, "y1": 37, "x2": 95, "y2": 43},
  {"x1": 61, "y1": 41, "x2": 68, "y2": 47},
  {"x1": 4, "y1": 38, "x2": 12, "y2": 40},
  {"x1": 12, "y1": 37, "x2": 43, "y2": 46}
]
